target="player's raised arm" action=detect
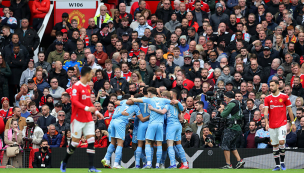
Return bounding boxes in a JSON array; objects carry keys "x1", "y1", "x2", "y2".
[
  {"x1": 148, "y1": 104, "x2": 168, "y2": 115},
  {"x1": 129, "y1": 98, "x2": 144, "y2": 103}
]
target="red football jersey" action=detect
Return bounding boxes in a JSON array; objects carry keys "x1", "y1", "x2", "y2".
[
  {"x1": 66, "y1": 87, "x2": 72, "y2": 96},
  {"x1": 123, "y1": 71, "x2": 132, "y2": 82},
  {"x1": 106, "y1": 71, "x2": 112, "y2": 81},
  {"x1": 71, "y1": 81, "x2": 94, "y2": 123},
  {"x1": 186, "y1": 1, "x2": 210, "y2": 13},
  {"x1": 0, "y1": 107, "x2": 13, "y2": 120},
  {"x1": 140, "y1": 46, "x2": 148, "y2": 54},
  {"x1": 290, "y1": 74, "x2": 304, "y2": 88},
  {"x1": 264, "y1": 93, "x2": 291, "y2": 129}
]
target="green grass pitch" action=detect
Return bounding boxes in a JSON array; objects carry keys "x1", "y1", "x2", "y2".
[{"x1": 0, "y1": 169, "x2": 303, "y2": 173}]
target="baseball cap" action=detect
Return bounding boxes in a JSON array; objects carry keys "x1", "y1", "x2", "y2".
[
  {"x1": 185, "y1": 127, "x2": 193, "y2": 132},
  {"x1": 224, "y1": 91, "x2": 235, "y2": 98},
  {"x1": 100, "y1": 23, "x2": 109, "y2": 30},
  {"x1": 263, "y1": 46, "x2": 270, "y2": 51},
  {"x1": 226, "y1": 81, "x2": 233, "y2": 85},
  {"x1": 26, "y1": 117, "x2": 34, "y2": 123},
  {"x1": 55, "y1": 102, "x2": 63, "y2": 107},
  {"x1": 55, "y1": 41, "x2": 64, "y2": 45},
  {"x1": 28, "y1": 79, "x2": 34, "y2": 83},
  {"x1": 107, "y1": 20, "x2": 113, "y2": 24},
  {"x1": 62, "y1": 12, "x2": 69, "y2": 18},
  {"x1": 70, "y1": 51, "x2": 77, "y2": 55},
  {"x1": 216, "y1": 3, "x2": 223, "y2": 9},
  {"x1": 122, "y1": 32, "x2": 129, "y2": 36},
  {"x1": 184, "y1": 51, "x2": 191, "y2": 58}
]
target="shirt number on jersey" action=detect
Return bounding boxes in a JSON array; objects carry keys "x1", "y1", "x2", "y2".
[{"x1": 143, "y1": 103, "x2": 151, "y2": 114}]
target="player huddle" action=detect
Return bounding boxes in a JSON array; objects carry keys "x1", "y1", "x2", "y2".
[{"x1": 101, "y1": 87, "x2": 189, "y2": 169}]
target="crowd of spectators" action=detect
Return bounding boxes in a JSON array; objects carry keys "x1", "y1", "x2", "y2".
[{"x1": 1, "y1": 0, "x2": 304, "y2": 168}]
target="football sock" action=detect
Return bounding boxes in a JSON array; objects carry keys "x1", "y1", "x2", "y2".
[
  {"x1": 135, "y1": 147, "x2": 142, "y2": 166},
  {"x1": 151, "y1": 146, "x2": 154, "y2": 162},
  {"x1": 168, "y1": 146, "x2": 175, "y2": 166},
  {"x1": 279, "y1": 144, "x2": 285, "y2": 163},
  {"x1": 156, "y1": 146, "x2": 162, "y2": 165},
  {"x1": 114, "y1": 146, "x2": 122, "y2": 165},
  {"x1": 87, "y1": 138, "x2": 95, "y2": 168},
  {"x1": 173, "y1": 145, "x2": 180, "y2": 159},
  {"x1": 105, "y1": 143, "x2": 115, "y2": 161},
  {"x1": 273, "y1": 146, "x2": 280, "y2": 166},
  {"x1": 160, "y1": 150, "x2": 167, "y2": 164},
  {"x1": 176, "y1": 144, "x2": 187, "y2": 165},
  {"x1": 145, "y1": 144, "x2": 151, "y2": 165},
  {"x1": 63, "y1": 141, "x2": 78, "y2": 163},
  {"x1": 141, "y1": 151, "x2": 147, "y2": 164}
]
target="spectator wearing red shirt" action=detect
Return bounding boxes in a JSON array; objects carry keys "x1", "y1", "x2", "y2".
[
  {"x1": 0, "y1": 97, "x2": 13, "y2": 120},
  {"x1": 94, "y1": 128, "x2": 108, "y2": 148},
  {"x1": 103, "y1": 102, "x2": 115, "y2": 128},
  {"x1": 172, "y1": 70, "x2": 194, "y2": 91},
  {"x1": 78, "y1": 135, "x2": 88, "y2": 148},
  {"x1": 32, "y1": 0, "x2": 50, "y2": 32}
]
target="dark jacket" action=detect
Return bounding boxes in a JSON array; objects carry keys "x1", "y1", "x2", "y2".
[
  {"x1": 191, "y1": 9, "x2": 208, "y2": 26},
  {"x1": 33, "y1": 148, "x2": 52, "y2": 168},
  {"x1": 42, "y1": 130, "x2": 62, "y2": 148},
  {"x1": 97, "y1": 32, "x2": 111, "y2": 47},
  {"x1": 14, "y1": 27, "x2": 40, "y2": 57},
  {"x1": 295, "y1": 41, "x2": 304, "y2": 57},
  {"x1": 3, "y1": 42, "x2": 29, "y2": 64},
  {"x1": 64, "y1": 38, "x2": 78, "y2": 53},
  {"x1": 286, "y1": 132, "x2": 297, "y2": 147},
  {"x1": 110, "y1": 77, "x2": 129, "y2": 93},
  {"x1": 116, "y1": 26, "x2": 133, "y2": 40},
  {"x1": 8, "y1": 52, "x2": 25, "y2": 85},
  {"x1": 0, "y1": 62, "x2": 11, "y2": 98},
  {"x1": 10, "y1": 0, "x2": 31, "y2": 22},
  {"x1": 86, "y1": 25, "x2": 99, "y2": 37},
  {"x1": 181, "y1": 133, "x2": 200, "y2": 148},
  {"x1": 48, "y1": 69, "x2": 68, "y2": 89},
  {"x1": 139, "y1": 68, "x2": 153, "y2": 86},
  {"x1": 155, "y1": 8, "x2": 174, "y2": 24},
  {"x1": 243, "y1": 66, "x2": 265, "y2": 82},
  {"x1": 243, "y1": 107, "x2": 258, "y2": 130},
  {"x1": 55, "y1": 120, "x2": 70, "y2": 135},
  {"x1": 210, "y1": 12, "x2": 229, "y2": 31},
  {"x1": 63, "y1": 103, "x2": 71, "y2": 123},
  {"x1": 189, "y1": 87, "x2": 203, "y2": 97},
  {"x1": 292, "y1": 83, "x2": 304, "y2": 98},
  {"x1": 150, "y1": 78, "x2": 171, "y2": 90},
  {"x1": 37, "y1": 115, "x2": 56, "y2": 133}
]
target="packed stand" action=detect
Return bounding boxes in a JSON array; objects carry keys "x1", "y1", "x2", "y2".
[{"x1": 1, "y1": 0, "x2": 304, "y2": 168}]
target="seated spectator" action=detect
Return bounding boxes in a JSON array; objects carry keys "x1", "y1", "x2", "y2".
[
  {"x1": 22, "y1": 117, "x2": 43, "y2": 149},
  {"x1": 94, "y1": 128, "x2": 108, "y2": 148},
  {"x1": 86, "y1": 18, "x2": 99, "y2": 37},
  {"x1": 93, "y1": 111, "x2": 106, "y2": 131},
  {"x1": 5, "y1": 106, "x2": 26, "y2": 131},
  {"x1": 94, "y1": 5, "x2": 113, "y2": 28},
  {"x1": 1, "y1": 7, "x2": 17, "y2": 34},
  {"x1": 33, "y1": 71, "x2": 50, "y2": 93},
  {"x1": 190, "y1": 101, "x2": 210, "y2": 125},
  {"x1": 42, "y1": 124, "x2": 62, "y2": 148},
  {"x1": 49, "y1": 77, "x2": 65, "y2": 104},
  {"x1": 87, "y1": 54, "x2": 102, "y2": 70},
  {"x1": 110, "y1": 67, "x2": 129, "y2": 93},
  {"x1": 37, "y1": 105, "x2": 56, "y2": 133},
  {"x1": 254, "y1": 118, "x2": 271, "y2": 148},
  {"x1": 63, "y1": 52, "x2": 83, "y2": 71},
  {"x1": 200, "y1": 127, "x2": 215, "y2": 148},
  {"x1": 51, "y1": 12, "x2": 71, "y2": 37},
  {"x1": 2, "y1": 119, "x2": 23, "y2": 168},
  {"x1": 33, "y1": 139, "x2": 52, "y2": 168},
  {"x1": 286, "y1": 122, "x2": 297, "y2": 148},
  {"x1": 94, "y1": 43, "x2": 108, "y2": 68},
  {"x1": 35, "y1": 52, "x2": 51, "y2": 73},
  {"x1": 20, "y1": 59, "x2": 36, "y2": 86},
  {"x1": 20, "y1": 100, "x2": 30, "y2": 118},
  {"x1": 28, "y1": 101, "x2": 43, "y2": 124},
  {"x1": 182, "y1": 127, "x2": 200, "y2": 148},
  {"x1": 244, "y1": 121, "x2": 257, "y2": 148},
  {"x1": 60, "y1": 129, "x2": 71, "y2": 148},
  {"x1": 55, "y1": 110, "x2": 69, "y2": 135},
  {"x1": 297, "y1": 117, "x2": 304, "y2": 148},
  {"x1": 45, "y1": 94, "x2": 54, "y2": 111},
  {"x1": 47, "y1": 41, "x2": 65, "y2": 64}
]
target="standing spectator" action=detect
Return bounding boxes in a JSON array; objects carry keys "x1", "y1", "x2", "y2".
[
  {"x1": 22, "y1": 117, "x2": 43, "y2": 149},
  {"x1": 155, "y1": 0, "x2": 174, "y2": 24},
  {"x1": 20, "y1": 59, "x2": 36, "y2": 86},
  {"x1": 15, "y1": 83, "x2": 38, "y2": 107},
  {"x1": 181, "y1": 127, "x2": 200, "y2": 148},
  {"x1": 94, "y1": 43, "x2": 108, "y2": 68},
  {"x1": 48, "y1": 78, "x2": 65, "y2": 105},
  {"x1": 55, "y1": 110, "x2": 69, "y2": 135},
  {"x1": 5, "y1": 106, "x2": 26, "y2": 131},
  {"x1": 0, "y1": 97, "x2": 13, "y2": 121},
  {"x1": 47, "y1": 41, "x2": 65, "y2": 64},
  {"x1": 190, "y1": 113, "x2": 205, "y2": 138},
  {"x1": 210, "y1": 3, "x2": 229, "y2": 31},
  {"x1": 20, "y1": 100, "x2": 30, "y2": 118},
  {"x1": 244, "y1": 121, "x2": 257, "y2": 148},
  {"x1": 86, "y1": 18, "x2": 99, "y2": 37},
  {"x1": 35, "y1": 52, "x2": 51, "y2": 72},
  {"x1": 37, "y1": 105, "x2": 56, "y2": 133},
  {"x1": 0, "y1": 55, "x2": 11, "y2": 99},
  {"x1": 42, "y1": 124, "x2": 62, "y2": 148},
  {"x1": 61, "y1": 93, "x2": 71, "y2": 122},
  {"x1": 33, "y1": 71, "x2": 50, "y2": 92},
  {"x1": 2, "y1": 119, "x2": 23, "y2": 168},
  {"x1": 50, "y1": 102, "x2": 62, "y2": 120},
  {"x1": 297, "y1": 117, "x2": 304, "y2": 148},
  {"x1": 48, "y1": 61, "x2": 68, "y2": 89},
  {"x1": 1, "y1": 7, "x2": 17, "y2": 33},
  {"x1": 87, "y1": 54, "x2": 102, "y2": 70},
  {"x1": 28, "y1": 101, "x2": 42, "y2": 124},
  {"x1": 64, "y1": 30, "x2": 80, "y2": 53},
  {"x1": 243, "y1": 99, "x2": 258, "y2": 130},
  {"x1": 110, "y1": 68, "x2": 129, "y2": 93},
  {"x1": 51, "y1": 12, "x2": 71, "y2": 37},
  {"x1": 10, "y1": 0, "x2": 31, "y2": 27},
  {"x1": 31, "y1": 0, "x2": 50, "y2": 32},
  {"x1": 15, "y1": 19, "x2": 40, "y2": 58},
  {"x1": 33, "y1": 139, "x2": 52, "y2": 168},
  {"x1": 190, "y1": 101, "x2": 210, "y2": 125},
  {"x1": 94, "y1": 5, "x2": 112, "y2": 28}
]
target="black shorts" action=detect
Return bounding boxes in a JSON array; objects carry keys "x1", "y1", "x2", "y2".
[{"x1": 221, "y1": 128, "x2": 241, "y2": 151}]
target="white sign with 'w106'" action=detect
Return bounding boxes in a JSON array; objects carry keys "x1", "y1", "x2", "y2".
[{"x1": 56, "y1": 1, "x2": 96, "y2": 9}]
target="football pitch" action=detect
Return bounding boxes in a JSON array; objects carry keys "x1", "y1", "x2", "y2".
[{"x1": 1, "y1": 169, "x2": 304, "y2": 173}]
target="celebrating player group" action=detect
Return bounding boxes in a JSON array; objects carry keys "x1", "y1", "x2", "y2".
[{"x1": 59, "y1": 67, "x2": 296, "y2": 172}]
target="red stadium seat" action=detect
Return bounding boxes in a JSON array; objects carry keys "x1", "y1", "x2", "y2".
[
  {"x1": 104, "y1": 3, "x2": 115, "y2": 17},
  {"x1": 107, "y1": 0, "x2": 118, "y2": 7}
]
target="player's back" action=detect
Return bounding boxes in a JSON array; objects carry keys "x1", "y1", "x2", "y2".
[
  {"x1": 142, "y1": 97, "x2": 171, "y2": 124},
  {"x1": 136, "y1": 97, "x2": 150, "y2": 124},
  {"x1": 264, "y1": 93, "x2": 291, "y2": 128},
  {"x1": 166, "y1": 104, "x2": 180, "y2": 125},
  {"x1": 115, "y1": 101, "x2": 141, "y2": 124},
  {"x1": 71, "y1": 81, "x2": 93, "y2": 123}
]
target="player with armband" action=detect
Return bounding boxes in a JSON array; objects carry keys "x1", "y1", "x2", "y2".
[
  {"x1": 129, "y1": 87, "x2": 171, "y2": 169},
  {"x1": 264, "y1": 80, "x2": 296, "y2": 171},
  {"x1": 148, "y1": 91, "x2": 189, "y2": 169},
  {"x1": 102, "y1": 94, "x2": 142, "y2": 169},
  {"x1": 60, "y1": 66, "x2": 103, "y2": 172}
]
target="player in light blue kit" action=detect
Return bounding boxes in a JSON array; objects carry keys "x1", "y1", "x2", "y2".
[
  {"x1": 127, "y1": 89, "x2": 150, "y2": 168},
  {"x1": 102, "y1": 95, "x2": 142, "y2": 169},
  {"x1": 129, "y1": 87, "x2": 171, "y2": 169},
  {"x1": 149, "y1": 91, "x2": 189, "y2": 169}
]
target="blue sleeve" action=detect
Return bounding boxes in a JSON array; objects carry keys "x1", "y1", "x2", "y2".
[
  {"x1": 162, "y1": 98, "x2": 171, "y2": 105},
  {"x1": 120, "y1": 100, "x2": 126, "y2": 106},
  {"x1": 135, "y1": 106, "x2": 141, "y2": 116},
  {"x1": 177, "y1": 102, "x2": 184, "y2": 112},
  {"x1": 164, "y1": 104, "x2": 169, "y2": 110},
  {"x1": 142, "y1": 98, "x2": 151, "y2": 104}
]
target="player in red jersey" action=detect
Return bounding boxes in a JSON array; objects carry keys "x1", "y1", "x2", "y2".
[
  {"x1": 264, "y1": 80, "x2": 296, "y2": 171},
  {"x1": 61, "y1": 66, "x2": 103, "y2": 172}
]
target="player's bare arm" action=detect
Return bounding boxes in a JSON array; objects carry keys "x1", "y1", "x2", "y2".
[
  {"x1": 264, "y1": 107, "x2": 269, "y2": 131},
  {"x1": 148, "y1": 104, "x2": 167, "y2": 114},
  {"x1": 287, "y1": 106, "x2": 296, "y2": 132},
  {"x1": 114, "y1": 101, "x2": 121, "y2": 106},
  {"x1": 137, "y1": 114, "x2": 150, "y2": 122},
  {"x1": 126, "y1": 99, "x2": 134, "y2": 105},
  {"x1": 129, "y1": 98, "x2": 143, "y2": 103}
]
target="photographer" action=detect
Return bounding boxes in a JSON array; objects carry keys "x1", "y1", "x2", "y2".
[
  {"x1": 217, "y1": 91, "x2": 245, "y2": 169},
  {"x1": 200, "y1": 127, "x2": 215, "y2": 148}
]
